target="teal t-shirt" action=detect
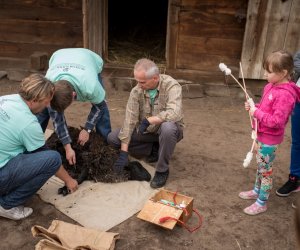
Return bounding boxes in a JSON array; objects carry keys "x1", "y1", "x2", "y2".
[
  {"x1": 46, "y1": 48, "x2": 105, "y2": 104},
  {"x1": 0, "y1": 94, "x2": 45, "y2": 168},
  {"x1": 147, "y1": 89, "x2": 158, "y2": 106}
]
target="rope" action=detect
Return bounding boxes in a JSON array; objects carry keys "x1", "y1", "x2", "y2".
[
  {"x1": 158, "y1": 191, "x2": 203, "y2": 233},
  {"x1": 159, "y1": 208, "x2": 203, "y2": 233}
]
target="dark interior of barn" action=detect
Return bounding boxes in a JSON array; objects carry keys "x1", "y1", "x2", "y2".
[{"x1": 108, "y1": 0, "x2": 168, "y2": 66}]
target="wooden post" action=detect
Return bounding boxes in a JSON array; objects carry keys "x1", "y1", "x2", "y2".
[
  {"x1": 82, "y1": 0, "x2": 88, "y2": 49},
  {"x1": 82, "y1": 0, "x2": 104, "y2": 56}
]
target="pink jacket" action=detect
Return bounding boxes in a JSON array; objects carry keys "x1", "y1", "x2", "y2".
[{"x1": 254, "y1": 81, "x2": 300, "y2": 145}]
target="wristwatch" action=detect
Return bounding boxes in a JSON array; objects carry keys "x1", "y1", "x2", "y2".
[{"x1": 84, "y1": 128, "x2": 92, "y2": 133}]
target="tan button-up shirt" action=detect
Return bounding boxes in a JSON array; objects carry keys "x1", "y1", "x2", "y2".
[{"x1": 118, "y1": 74, "x2": 184, "y2": 144}]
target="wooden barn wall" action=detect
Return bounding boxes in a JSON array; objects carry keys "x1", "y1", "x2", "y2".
[
  {"x1": 0, "y1": 0, "x2": 83, "y2": 61},
  {"x1": 168, "y1": 0, "x2": 248, "y2": 81},
  {"x1": 241, "y1": 0, "x2": 300, "y2": 79}
]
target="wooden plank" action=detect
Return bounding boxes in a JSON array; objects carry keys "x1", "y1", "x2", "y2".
[
  {"x1": 137, "y1": 190, "x2": 193, "y2": 229},
  {"x1": 176, "y1": 52, "x2": 238, "y2": 72},
  {"x1": 170, "y1": 0, "x2": 247, "y2": 76},
  {"x1": 181, "y1": 0, "x2": 248, "y2": 9},
  {"x1": 284, "y1": 0, "x2": 300, "y2": 54},
  {"x1": 259, "y1": 0, "x2": 292, "y2": 79},
  {"x1": 83, "y1": 0, "x2": 88, "y2": 48},
  {"x1": 30, "y1": 51, "x2": 48, "y2": 70},
  {"x1": 102, "y1": 0, "x2": 109, "y2": 60},
  {"x1": 85, "y1": 0, "x2": 104, "y2": 56},
  {"x1": 0, "y1": 41, "x2": 65, "y2": 58},
  {"x1": 240, "y1": 0, "x2": 272, "y2": 79},
  {"x1": 179, "y1": 11, "x2": 245, "y2": 39},
  {"x1": 137, "y1": 200, "x2": 181, "y2": 230},
  {"x1": 166, "y1": 0, "x2": 181, "y2": 69},
  {"x1": 0, "y1": 57, "x2": 29, "y2": 70},
  {"x1": 241, "y1": 0, "x2": 300, "y2": 79},
  {"x1": 178, "y1": 35, "x2": 243, "y2": 58},
  {"x1": 0, "y1": 20, "x2": 82, "y2": 46},
  {"x1": 0, "y1": 0, "x2": 81, "y2": 9},
  {"x1": 0, "y1": 4, "x2": 81, "y2": 22},
  {"x1": 166, "y1": 68, "x2": 225, "y2": 83}
]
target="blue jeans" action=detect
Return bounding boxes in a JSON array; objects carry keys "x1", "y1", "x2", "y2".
[
  {"x1": 290, "y1": 102, "x2": 300, "y2": 177},
  {"x1": 0, "y1": 150, "x2": 61, "y2": 209},
  {"x1": 94, "y1": 100, "x2": 111, "y2": 140},
  {"x1": 97, "y1": 74, "x2": 111, "y2": 140}
]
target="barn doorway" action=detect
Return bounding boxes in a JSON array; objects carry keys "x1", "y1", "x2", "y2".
[{"x1": 107, "y1": 0, "x2": 168, "y2": 67}]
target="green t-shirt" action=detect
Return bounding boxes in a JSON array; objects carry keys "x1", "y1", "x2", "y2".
[
  {"x1": 147, "y1": 89, "x2": 158, "y2": 106},
  {"x1": 46, "y1": 48, "x2": 105, "y2": 104},
  {"x1": 0, "y1": 94, "x2": 45, "y2": 168}
]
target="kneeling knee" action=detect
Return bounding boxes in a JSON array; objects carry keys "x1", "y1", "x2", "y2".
[
  {"x1": 160, "y1": 122, "x2": 177, "y2": 137},
  {"x1": 45, "y1": 150, "x2": 62, "y2": 171},
  {"x1": 107, "y1": 130, "x2": 121, "y2": 148}
]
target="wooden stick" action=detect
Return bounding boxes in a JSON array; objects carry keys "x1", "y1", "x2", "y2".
[
  {"x1": 239, "y1": 62, "x2": 247, "y2": 98},
  {"x1": 229, "y1": 73, "x2": 249, "y2": 98},
  {"x1": 240, "y1": 61, "x2": 253, "y2": 126}
]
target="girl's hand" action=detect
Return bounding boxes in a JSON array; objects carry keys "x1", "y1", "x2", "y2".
[
  {"x1": 245, "y1": 101, "x2": 250, "y2": 111},
  {"x1": 245, "y1": 98, "x2": 257, "y2": 116},
  {"x1": 249, "y1": 107, "x2": 257, "y2": 116}
]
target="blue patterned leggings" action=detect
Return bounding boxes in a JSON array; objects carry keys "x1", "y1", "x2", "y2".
[{"x1": 254, "y1": 141, "x2": 278, "y2": 202}]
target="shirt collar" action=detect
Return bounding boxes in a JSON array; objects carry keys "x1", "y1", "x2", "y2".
[{"x1": 143, "y1": 75, "x2": 161, "y2": 95}]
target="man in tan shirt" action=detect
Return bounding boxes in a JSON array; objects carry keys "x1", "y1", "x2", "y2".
[{"x1": 107, "y1": 58, "x2": 184, "y2": 188}]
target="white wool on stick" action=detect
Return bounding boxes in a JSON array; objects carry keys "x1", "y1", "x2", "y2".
[
  {"x1": 247, "y1": 98, "x2": 255, "y2": 109},
  {"x1": 219, "y1": 63, "x2": 227, "y2": 72},
  {"x1": 243, "y1": 151, "x2": 253, "y2": 168},
  {"x1": 219, "y1": 63, "x2": 231, "y2": 75},
  {"x1": 224, "y1": 68, "x2": 231, "y2": 75}
]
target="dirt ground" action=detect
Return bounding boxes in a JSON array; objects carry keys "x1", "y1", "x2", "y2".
[{"x1": 0, "y1": 76, "x2": 299, "y2": 250}]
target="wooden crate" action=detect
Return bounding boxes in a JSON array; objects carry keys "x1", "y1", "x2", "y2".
[{"x1": 137, "y1": 189, "x2": 193, "y2": 230}]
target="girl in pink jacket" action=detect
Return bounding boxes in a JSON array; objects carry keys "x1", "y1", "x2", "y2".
[{"x1": 239, "y1": 50, "x2": 300, "y2": 215}]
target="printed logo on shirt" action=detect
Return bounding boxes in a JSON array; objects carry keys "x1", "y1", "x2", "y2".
[
  {"x1": 53, "y1": 63, "x2": 85, "y2": 72},
  {"x1": 0, "y1": 98, "x2": 10, "y2": 121},
  {"x1": 268, "y1": 93, "x2": 273, "y2": 101}
]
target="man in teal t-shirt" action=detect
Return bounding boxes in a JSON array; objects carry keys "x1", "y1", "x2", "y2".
[
  {"x1": 0, "y1": 74, "x2": 78, "y2": 221},
  {"x1": 37, "y1": 48, "x2": 112, "y2": 166},
  {"x1": 0, "y1": 94, "x2": 45, "y2": 167},
  {"x1": 46, "y1": 48, "x2": 105, "y2": 104}
]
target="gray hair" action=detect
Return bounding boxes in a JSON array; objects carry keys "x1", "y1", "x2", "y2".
[{"x1": 134, "y1": 58, "x2": 159, "y2": 79}]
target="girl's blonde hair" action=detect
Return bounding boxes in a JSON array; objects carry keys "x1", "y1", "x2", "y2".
[
  {"x1": 19, "y1": 73, "x2": 54, "y2": 101},
  {"x1": 263, "y1": 50, "x2": 294, "y2": 78}
]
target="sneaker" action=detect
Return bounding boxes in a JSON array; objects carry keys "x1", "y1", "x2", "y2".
[
  {"x1": 243, "y1": 202, "x2": 267, "y2": 215},
  {"x1": 0, "y1": 205, "x2": 33, "y2": 220},
  {"x1": 276, "y1": 174, "x2": 300, "y2": 197},
  {"x1": 150, "y1": 170, "x2": 169, "y2": 188},
  {"x1": 239, "y1": 190, "x2": 259, "y2": 200},
  {"x1": 146, "y1": 142, "x2": 159, "y2": 163}
]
